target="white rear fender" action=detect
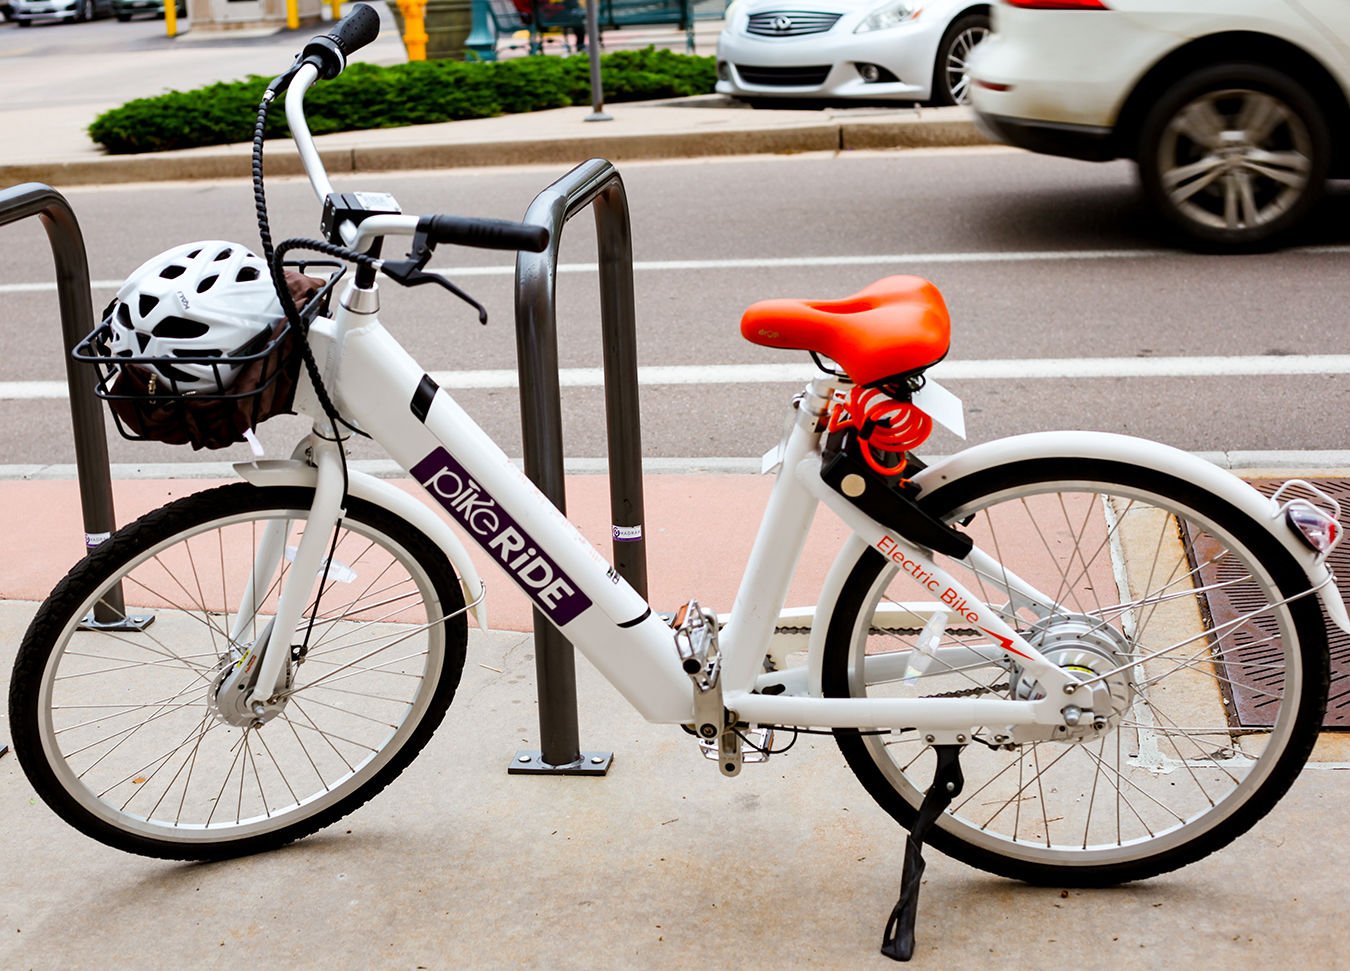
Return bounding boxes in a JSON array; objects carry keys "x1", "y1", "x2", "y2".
[
  {"x1": 233, "y1": 459, "x2": 489, "y2": 631},
  {"x1": 803, "y1": 431, "x2": 1348, "y2": 698},
  {"x1": 911, "y1": 432, "x2": 1349, "y2": 633}
]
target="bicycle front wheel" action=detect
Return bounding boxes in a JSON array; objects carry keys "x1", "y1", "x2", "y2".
[
  {"x1": 9, "y1": 483, "x2": 468, "y2": 860},
  {"x1": 823, "y1": 458, "x2": 1329, "y2": 885}
]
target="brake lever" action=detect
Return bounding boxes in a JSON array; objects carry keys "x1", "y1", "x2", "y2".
[{"x1": 380, "y1": 231, "x2": 489, "y2": 324}]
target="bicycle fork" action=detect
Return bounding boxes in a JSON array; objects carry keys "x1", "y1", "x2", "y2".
[{"x1": 227, "y1": 436, "x2": 348, "y2": 721}]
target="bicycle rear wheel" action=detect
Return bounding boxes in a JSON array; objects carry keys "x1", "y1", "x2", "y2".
[
  {"x1": 9, "y1": 483, "x2": 468, "y2": 860},
  {"x1": 823, "y1": 458, "x2": 1329, "y2": 885}
]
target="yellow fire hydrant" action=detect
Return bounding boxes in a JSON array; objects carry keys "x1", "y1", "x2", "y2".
[{"x1": 397, "y1": 0, "x2": 429, "y2": 61}]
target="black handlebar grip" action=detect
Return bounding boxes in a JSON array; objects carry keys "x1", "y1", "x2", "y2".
[
  {"x1": 329, "y1": 3, "x2": 382, "y2": 59},
  {"x1": 420, "y1": 215, "x2": 551, "y2": 253},
  {"x1": 301, "y1": 3, "x2": 381, "y2": 81}
]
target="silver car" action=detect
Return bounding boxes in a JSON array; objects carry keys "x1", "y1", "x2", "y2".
[
  {"x1": 716, "y1": 0, "x2": 991, "y2": 106},
  {"x1": 12, "y1": 0, "x2": 113, "y2": 24}
]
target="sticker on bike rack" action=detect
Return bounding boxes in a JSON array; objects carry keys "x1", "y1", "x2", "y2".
[
  {"x1": 612, "y1": 524, "x2": 643, "y2": 542},
  {"x1": 412, "y1": 447, "x2": 593, "y2": 626}
]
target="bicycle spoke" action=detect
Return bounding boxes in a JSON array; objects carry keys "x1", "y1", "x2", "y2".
[{"x1": 839, "y1": 476, "x2": 1315, "y2": 875}]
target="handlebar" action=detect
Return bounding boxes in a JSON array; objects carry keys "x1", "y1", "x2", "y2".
[
  {"x1": 420, "y1": 215, "x2": 550, "y2": 253},
  {"x1": 300, "y1": 3, "x2": 382, "y2": 81},
  {"x1": 276, "y1": 6, "x2": 550, "y2": 260}
]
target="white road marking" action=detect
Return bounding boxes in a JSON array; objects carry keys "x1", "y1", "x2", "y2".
[
  {"x1": 5, "y1": 243, "x2": 1350, "y2": 294},
  {"x1": 5, "y1": 354, "x2": 1348, "y2": 400}
]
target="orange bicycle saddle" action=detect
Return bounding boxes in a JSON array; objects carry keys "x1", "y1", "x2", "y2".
[{"x1": 740, "y1": 275, "x2": 951, "y2": 386}]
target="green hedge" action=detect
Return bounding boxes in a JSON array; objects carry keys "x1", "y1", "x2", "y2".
[{"x1": 89, "y1": 48, "x2": 717, "y2": 155}]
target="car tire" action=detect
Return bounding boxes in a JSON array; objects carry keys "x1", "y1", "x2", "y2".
[
  {"x1": 1136, "y1": 63, "x2": 1330, "y2": 251},
  {"x1": 17, "y1": 17, "x2": 30, "y2": 24},
  {"x1": 930, "y1": 12, "x2": 990, "y2": 107}
]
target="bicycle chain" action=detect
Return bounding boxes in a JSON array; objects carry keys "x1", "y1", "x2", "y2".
[{"x1": 918, "y1": 681, "x2": 1012, "y2": 700}]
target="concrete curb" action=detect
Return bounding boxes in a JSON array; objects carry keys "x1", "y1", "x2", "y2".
[{"x1": 0, "y1": 115, "x2": 992, "y2": 187}]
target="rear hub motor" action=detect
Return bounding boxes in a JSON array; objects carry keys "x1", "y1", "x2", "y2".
[{"x1": 1009, "y1": 613, "x2": 1135, "y2": 739}]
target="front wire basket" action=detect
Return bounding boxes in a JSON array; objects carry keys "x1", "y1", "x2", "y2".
[{"x1": 73, "y1": 260, "x2": 346, "y2": 447}]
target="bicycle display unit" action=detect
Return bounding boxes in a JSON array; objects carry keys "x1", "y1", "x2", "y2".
[{"x1": 6, "y1": 7, "x2": 1348, "y2": 963}]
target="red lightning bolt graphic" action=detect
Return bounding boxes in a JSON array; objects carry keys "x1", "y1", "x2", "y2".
[{"x1": 980, "y1": 626, "x2": 1033, "y2": 660}]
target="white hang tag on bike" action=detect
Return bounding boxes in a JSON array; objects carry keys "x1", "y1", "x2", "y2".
[
  {"x1": 761, "y1": 440, "x2": 787, "y2": 475},
  {"x1": 912, "y1": 378, "x2": 965, "y2": 439},
  {"x1": 902, "y1": 608, "x2": 949, "y2": 685},
  {"x1": 285, "y1": 547, "x2": 358, "y2": 583}
]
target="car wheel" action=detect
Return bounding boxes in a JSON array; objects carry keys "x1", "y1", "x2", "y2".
[
  {"x1": 931, "y1": 13, "x2": 990, "y2": 107},
  {"x1": 1137, "y1": 63, "x2": 1329, "y2": 251}
]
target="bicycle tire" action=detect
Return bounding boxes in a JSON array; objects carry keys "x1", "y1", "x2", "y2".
[
  {"x1": 9, "y1": 483, "x2": 468, "y2": 861},
  {"x1": 822, "y1": 457, "x2": 1329, "y2": 885}
]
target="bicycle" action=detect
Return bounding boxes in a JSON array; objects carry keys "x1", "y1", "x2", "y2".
[{"x1": 7, "y1": 7, "x2": 1348, "y2": 962}]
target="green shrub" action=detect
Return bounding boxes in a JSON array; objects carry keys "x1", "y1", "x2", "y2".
[{"x1": 88, "y1": 48, "x2": 717, "y2": 154}]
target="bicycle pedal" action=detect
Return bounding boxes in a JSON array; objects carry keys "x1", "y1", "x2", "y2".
[{"x1": 698, "y1": 726, "x2": 774, "y2": 769}]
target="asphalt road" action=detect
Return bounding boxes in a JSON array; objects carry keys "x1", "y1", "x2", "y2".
[{"x1": 2, "y1": 147, "x2": 1348, "y2": 467}]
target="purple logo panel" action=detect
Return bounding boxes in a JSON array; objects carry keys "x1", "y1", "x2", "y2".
[{"x1": 412, "y1": 447, "x2": 592, "y2": 626}]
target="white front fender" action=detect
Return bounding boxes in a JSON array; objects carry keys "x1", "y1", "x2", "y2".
[{"x1": 233, "y1": 459, "x2": 488, "y2": 631}]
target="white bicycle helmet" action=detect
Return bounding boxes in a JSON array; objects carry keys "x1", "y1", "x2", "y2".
[{"x1": 105, "y1": 240, "x2": 285, "y2": 394}]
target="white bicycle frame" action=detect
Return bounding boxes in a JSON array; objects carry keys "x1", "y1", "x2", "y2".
[{"x1": 236, "y1": 62, "x2": 1350, "y2": 740}]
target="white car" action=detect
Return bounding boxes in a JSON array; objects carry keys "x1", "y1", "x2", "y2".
[
  {"x1": 970, "y1": 0, "x2": 1350, "y2": 250},
  {"x1": 715, "y1": 0, "x2": 992, "y2": 106}
]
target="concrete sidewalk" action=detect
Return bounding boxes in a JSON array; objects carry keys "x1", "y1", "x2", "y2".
[
  {"x1": 1, "y1": 591, "x2": 1347, "y2": 969},
  {"x1": 0, "y1": 96, "x2": 989, "y2": 188}
]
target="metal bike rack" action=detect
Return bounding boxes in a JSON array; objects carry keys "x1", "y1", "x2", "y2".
[
  {"x1": 0, "y1": 182, "x2": 133, "y2": 626},
  {"x1": 508, "y1": 158, "x2": 649, "y2": 776}
]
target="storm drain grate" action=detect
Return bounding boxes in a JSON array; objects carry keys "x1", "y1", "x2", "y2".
[{"x1": 1183, "y1": 478, "x2": 1350, "y2": 731}]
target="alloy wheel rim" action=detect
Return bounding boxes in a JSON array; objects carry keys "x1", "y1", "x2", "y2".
[
  {"x1": 1159, "y1": 88, "x2": 1313, "y2": 233},
  {"x1": 945, "y1": 26, "x2": 989, "y2": 105}
]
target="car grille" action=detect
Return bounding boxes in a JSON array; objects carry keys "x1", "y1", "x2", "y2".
[
  {"x1": 734, "y1": 64, "x2": 832, "y2": 86},
  {"x1": 745, "y1": 10, "x2": 841, "y2": 37}
]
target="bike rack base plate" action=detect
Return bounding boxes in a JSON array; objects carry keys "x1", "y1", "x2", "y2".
[{"x1": 507, "y1": 750, "x2": 613, "y2": 776}]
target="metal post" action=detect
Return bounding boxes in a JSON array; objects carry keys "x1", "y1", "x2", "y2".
[
  {"x1": 593, "y1": 187, "x2": 647, "y2": 596},
  {"x1": 0, "y1": 183, "x2": 132, "y2": 625},
  {"x1": 508, "y1": 159, "x2": 648, "y2": 776},
  {"x1": 584, "y1": 0, "x2": 611, "y2": 121}
]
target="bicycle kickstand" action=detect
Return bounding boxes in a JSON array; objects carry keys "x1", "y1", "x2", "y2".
[{"x1": 880, "y1": 743, "x2": 965, "y2": 962}]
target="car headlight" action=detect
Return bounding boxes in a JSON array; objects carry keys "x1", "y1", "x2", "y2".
[{"x1": 854, "y1": 0, "x2": 922, "y2": 33}]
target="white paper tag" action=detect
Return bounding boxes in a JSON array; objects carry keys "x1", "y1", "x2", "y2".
[
  {"x1": 612, "y1": 524, "x2": 643, "y2": 542},
  {"x1": 286, "y1": 547, "x2": 357, "y2": 583},
  {"x1": 912, "y1": 377, "x2": 965, "y2": 439},
  {"x1": 761, "y1": 439, "x2": 787, "y2": 475}
]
